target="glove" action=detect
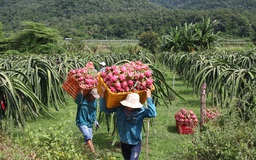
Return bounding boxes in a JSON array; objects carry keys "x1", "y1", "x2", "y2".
[{"x1": 94, "y1": 121, "x2": 100, "y2": 130}]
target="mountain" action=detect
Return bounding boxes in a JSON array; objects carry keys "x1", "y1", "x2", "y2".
[
  {"x1": 0, "y1": 0, "x2": 255, "y2": 39},
  {"x1": 150, "y1": 0, "x2": 256, "y2": 10},
  {"x1": 0, "y1": 0, "x2": 168, "y2": 38}
]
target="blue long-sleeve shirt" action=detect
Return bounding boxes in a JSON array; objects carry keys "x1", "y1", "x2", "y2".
[
  {"x1": 75, "y1": 92, "x2": 97, "y2": 128},
  {"x1": 100, "y1": 97, "x2": 157, "y2": 145}
]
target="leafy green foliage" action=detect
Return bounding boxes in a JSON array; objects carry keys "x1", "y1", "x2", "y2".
[
  {"x1": 151, "y1": 0, "x2": 256, "y2": 10},
  {"x1": 185, "y1": 107, "x2": 256, "y2": 159},
  {"x1": 159, "y1": 49, "x2": 256, "y2": 111},
  {"x1": 252, "y1": 32, "x2": 256, "y2": 45},
  {"x1": 0, "y1": 51, "x2": 176, "y2": 131},
  {"x1": 0, "y1": 54, "x2": 67, "y2": 131},
  {"x1": 0, "y1": 22, "x2": 6, "y2": 54},
  {"x1": 161, "y1": 17, "x2": 220, "y2": 52},
  {"x1": 12, "y1": 121, "x2": 88, "y2": 160},
  {"x1": 0, "y1": 0, "x2": 256, "y2": 39},
  {"x1": 0, "y1": 69, "x2": 198, "y2": 160},
  {"x1": 139, "y1": 30, "x2": 161, "y2": 54},
  {"x1": 1, "y1": 60, "x2": 256, "y2": 159},
  {"x1": 0, "y1": 70, "x2": 49, "y2": 131},
  {"x1": 3, "y1": 21, "x2": 64, "y2": 54},
  {"x1": 0, "y1": 22, "x2": 3, "y2": 40}
]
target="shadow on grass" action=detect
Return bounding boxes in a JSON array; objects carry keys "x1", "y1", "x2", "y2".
[
  {"x1": 173, "y1": 77, "x2": 183, "y2": 81},
  {"x1": 177, "y1": 89, "x2": 196, "y2": 95},
  {"x1": 167, "y1": 125, "x2": 178, "y2": 134},
  {"x1": 172, "y1": 83, "x2": 189, "y2": 87},
  {"x1": 94, "y1": 132, "x2": 120, "y2": 151},
  {"x1": 186, "y1": 99, "x2": 200, "y2": 106},
  {"x1": 175, "y1": 99, "x2": 200, "y2": 107}
]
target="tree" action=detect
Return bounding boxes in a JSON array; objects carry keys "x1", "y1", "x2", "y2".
[
  {"x1": 161, "y1": 17, "x2": 220, "y2": 52},
  {"x1": 0, "y1": 22, "x2": 7, "y2": 54},
  {"x1": 252, "y1": 31, "x2": 256, "y2": 45},
  {"x1": 6, "y1": 21, "x2": 64, "y2": 54},
  {"x1": 0, "y1": 22, "x2": 3, "y2": 40},
  {"x1": 138, "y1": 30, "x2": 160, "y2": 54}
]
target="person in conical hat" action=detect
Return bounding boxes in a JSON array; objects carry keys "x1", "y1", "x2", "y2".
[{"x1": 99, "y1": 87, "x2": 157, "y2": 160}]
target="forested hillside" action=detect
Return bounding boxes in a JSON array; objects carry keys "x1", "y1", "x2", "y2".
[
  {"x1": 0, "y1": 0, "x2": 256, "y2": 39},
  {"x1": 150, "y1": 0, "x2": 256, "y2": 10}
]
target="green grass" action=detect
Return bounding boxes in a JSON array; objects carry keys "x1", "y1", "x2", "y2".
[{"x1": 1, "y1": 69, "x2": 204, "y2": 160}]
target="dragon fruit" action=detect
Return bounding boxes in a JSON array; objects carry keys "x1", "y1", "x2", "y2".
[
  {"x1": 175, "y1": 108, "x2": 198, "y2": 126},
  {"x1": 100, "y1": 61, "x2": 154, "y2": 93},
  {"x1": 68, "y1": 62, "x2": 98, "y2": 89}
]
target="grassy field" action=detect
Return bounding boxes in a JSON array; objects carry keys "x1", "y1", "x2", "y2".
[
  {"x1": 1, "y1": 67, "x2": 204, "y2": 160},
  {"x1": 0, "y1": 41, "x2": 254, "y2": 159},
  {"x1": 0, "y1": 51, "x2": 232, "y2": 160}
]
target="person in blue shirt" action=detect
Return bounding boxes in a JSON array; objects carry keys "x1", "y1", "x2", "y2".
[
  {"x1": 99, "y1": 87, "x2": 157, "y2": 160},
  {"x1": 75, "y1": 87, "x2": 100, "y2": 154}
]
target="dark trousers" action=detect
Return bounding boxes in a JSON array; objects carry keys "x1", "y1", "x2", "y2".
[{"x1": 121, "y1": 141, "x2": 142, "y2": 160}]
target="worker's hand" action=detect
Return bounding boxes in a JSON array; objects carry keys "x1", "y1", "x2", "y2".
[
  {"x1": 100, "y1": 85, "x2": 106, "y2": 98},
  {"x1": 79, "y1": 84, "x2": 87, "y2": 91},
  {"x1": 94, "y1": 121, "x2": 100, "y2": 130},
  {"x1": 146, "y1": 89, "x2": 151, "y2": 98}
]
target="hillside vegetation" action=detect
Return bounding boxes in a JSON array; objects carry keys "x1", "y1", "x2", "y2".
[
  {"x1": 0, "y1": 0, "x2": 256, "y2": 39},
  {"x1": 151, "y1": 0, "x2": 256, "y2": 10}
]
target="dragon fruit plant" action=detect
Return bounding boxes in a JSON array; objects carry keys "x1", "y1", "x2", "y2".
[
  {"x1": 99, "y1": 61, "x2": 154, "y2": 93},
  {"x1": 175, "y1": 108, "x2": 198, "y2": 126}
]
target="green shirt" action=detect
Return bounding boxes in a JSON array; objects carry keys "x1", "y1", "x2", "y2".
[{"x1": 75, "y1": 92, "x2": 97, "y2": 128}]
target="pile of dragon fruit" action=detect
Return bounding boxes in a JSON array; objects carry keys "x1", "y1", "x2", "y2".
[
  {"x1": 68, "y1": 62, "x2": 98, "y2": 89},
  {"x1": 205, "y1": 107, "x2": 220, "y2": 121},
  {"x1": 99, "y1": 61, "x2": 154, "y2": 93},
  {"x1": 175, "y1": 108, "x2": 198, "y2": 126}
]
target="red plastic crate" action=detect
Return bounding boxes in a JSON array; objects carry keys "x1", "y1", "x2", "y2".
[
  {"x1": 62, "y1": 76, "x2": 91, "y2": 99},
  {"x1": 178, "y1": 124, "x2": 196, "y2": 134},
  {"x1": 175, "y1": 115, "x2": 197, "y2": 134}
]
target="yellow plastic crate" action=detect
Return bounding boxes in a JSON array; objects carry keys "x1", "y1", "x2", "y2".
[{"x1": 97, "y1": 76, "x2": 154, "y2": 108}]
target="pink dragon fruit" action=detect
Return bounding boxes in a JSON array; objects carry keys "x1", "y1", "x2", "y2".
[
  {"x1": 99, "y1": 61, "x2": 154, "y2": 93},
  {"x1": 67, "y1": 62, "x2": 98, "y2": 89},
  {"x1": 175, "y1": 108, "x2": 198, "y2": 126}
]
